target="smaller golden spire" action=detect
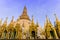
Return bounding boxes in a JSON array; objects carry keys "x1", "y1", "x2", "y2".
[
  {"x1": 32, "y1": 15, "x2": 34, "y2": 24},
  {"x1": 30, "y1": 15, "x2": 35, "y2": 27},
  {"x1": 11, "y1": 16, "x2": 14, "y2": 22},
  {"x1": 8, "y1": 16, "x2": 15, "y2": 30},
  {"x1": 2, "y1": 17, "x2": 8, "y2": 28},
  {"x1": 44, "y1": 15, "x2": 54, "y2": 39},
  {"x1": 44, "y1": 15, "x2": 52, "y2": 28},
  {"x1": 44, "y1": 15, "x2": 48, "y2": 28},
  {"x1": 8, "y1": 16, "x2": 14, "y2": 27}
]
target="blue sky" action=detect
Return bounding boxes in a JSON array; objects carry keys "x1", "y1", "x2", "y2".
[{"x1": 0, "y1": 0, "x2": 60, "y2": 27}]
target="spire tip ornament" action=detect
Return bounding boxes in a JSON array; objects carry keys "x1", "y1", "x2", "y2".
[{"x1": 20, "y1": 6, "x2": 30, "y2": 20}]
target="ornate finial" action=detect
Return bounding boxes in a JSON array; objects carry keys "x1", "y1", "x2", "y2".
[
  {"x1": 36, "y1": 19, "x2": 39, "y2": 27},
  {"x1": 11, "y1": 16, "x2": 14, "y2": 22},
  {"x1": 54, "y1": 14, "x2": 58, "y2": 22},
  {"x1": 17, "y1": 16, "x2": 20, "y2": 22},
  {"x1": 22, "y1": 6, "x2": 27, "y2": 15},
  {"x1": 46, "y1": 15, "x2": 47, "y2": 18},
  {"x1": 31, "y1": 15, "x2": 35, "y2": 26},
  {"x1": 46, "y1": 15, "x2": 51, "y2": 24},
  {"x1": 54, "y1": 14, "x2": 56, "y2": 16},
  {"x1": 54, "y1": 14, "x2": 56, "y2": 19},
  {"x1": 46, "y1": 15, "x2": 48, "y2": 23},
  {"x1": 32, "y1": 15, "x2": 34, "y2": 22},
  {"x1": 45, "y1": 15, "x2": 52, "y2": 28},
  {"x1": 24, "y1": 6, "x2": 27, "y2": 10},
  {"x1": 4, "y1": 17, "x2": 8, "y2": 24}
]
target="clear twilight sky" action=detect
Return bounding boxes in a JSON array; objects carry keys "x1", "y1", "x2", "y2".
[{"x1": 0, "y1": 0, "x2": 60, "y2": 27}]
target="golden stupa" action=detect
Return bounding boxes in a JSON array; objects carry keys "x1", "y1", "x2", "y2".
[{"x1": 0, "y1": 6, "x2": 59, "y2": 39}]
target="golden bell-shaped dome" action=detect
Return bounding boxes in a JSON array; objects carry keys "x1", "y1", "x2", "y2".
[{"x1": 20, "y1": 6, "x2": 30, "y2": 20}]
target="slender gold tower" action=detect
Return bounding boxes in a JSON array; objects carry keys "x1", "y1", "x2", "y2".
[
  {"x1": 29, "y1": 16, "x2": 37, "y2": 39},
  {"x1": 54, "y1": 14, "x2": 60, "y2": 38},
  {"x1": 0, "y1": 19, "x2": 2, "y2": 38},
  {"x1": 15, "y1": 19, "x2": 22, "y2": 39},
  {"x1": 7, "y1": 16, "x2": 15, "y2": 39},
  {"x1": 1, "y1": 17, "x2": 8, "y2": 39}
]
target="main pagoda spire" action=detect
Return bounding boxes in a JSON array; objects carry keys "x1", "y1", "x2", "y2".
[{"x1": 20, "y1": 6, "x2": 30, "y2": 20}]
